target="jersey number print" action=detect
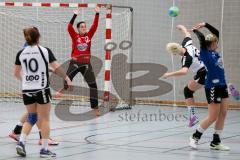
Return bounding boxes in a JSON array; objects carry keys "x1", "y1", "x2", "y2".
[{"x1": 23, "y1": 58, "x2": 40, "y2": 81}]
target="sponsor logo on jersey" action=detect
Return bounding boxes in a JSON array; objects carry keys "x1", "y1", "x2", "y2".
[
  {"x1": 77, "y1": 43, "x2": 88, "y2": 51},
  {"x1": 77, "y1": 36, "x2": 91, "y2": 43},
  {"x1": 26, "y1": 75, "x2": 40, "y2": 81},
  {"x1": 212, "y1": 79, "x2": 220, "y2": 84}
]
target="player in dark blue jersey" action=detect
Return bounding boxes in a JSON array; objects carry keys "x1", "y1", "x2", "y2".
[{"x1": 189, "y1": 22, "x2": 229, "y2": 151}]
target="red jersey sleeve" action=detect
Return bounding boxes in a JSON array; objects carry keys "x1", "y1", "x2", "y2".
[
  {"x1": 88, "y1": 13, "x2": 99, "y2": 39},
  {"x1": 68, "y1": 23, "x2": 78, "y2": 40}
]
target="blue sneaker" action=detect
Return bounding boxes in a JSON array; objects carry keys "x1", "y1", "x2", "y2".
[
  {"x1": 16, "y1": 142, "x2": 26, "y2": 157},
  {"x1": 40, "y1": 148, "x2": 56, "y2": 158}
]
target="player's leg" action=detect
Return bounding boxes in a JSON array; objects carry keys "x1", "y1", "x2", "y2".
[
  {"x1": 56, "y1": 60, "x2": 79, "y2": 97},
  {"x1": 189, "y1": 102, "x2": 220, "y2": 149},
  {"x1": 36, "y1": 89, "x2": 59, "y2": 145},
  {"x1": 189, "y1": 86, "x2": 222, "y2": 149},
  {"x1": 63, "y1": 60, "x2": 79, "y2": 89},
  {"x1": 9, "y1": 111, "x2": 59, "y2": 145},
  {"x1": 16, "y1": 103, "x2": 37, "y2": 157},
  {"x1": 80, "y1": 63, "x2": 100, "y2": 116},
  {"x1": 36, "y1": 121, "x2": 59, "y2": 145},
  {"x1": 210, "y1": 86, "x2": 230, "y2": 150},
  {"x1": 37, "y1": 89, "x2": 56, "y2": 158},
  {"x1": 9, "y1": 112, "x2": 28, "y2": 141},
  {"x1": 37, "y1": 103, "x2": 56, "y2": 158},
  {"x1": 186, "y1": 69, "x2": 206, "y2": 127},
  {"x1": 184, "y1": 79, "x2": 203, "y2": 127}
]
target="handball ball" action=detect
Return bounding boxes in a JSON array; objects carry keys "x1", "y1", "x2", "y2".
[{"x1": 168, "y1": 6, "x2": 179, "y2": 17}]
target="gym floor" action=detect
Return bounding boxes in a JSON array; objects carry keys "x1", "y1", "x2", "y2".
[{"x1": 0, "y1": 103, "x2": 239, "y2": 160}]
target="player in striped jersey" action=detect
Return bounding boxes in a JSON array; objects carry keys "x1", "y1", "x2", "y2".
[
  {"x1": 163, "y1": 25, "x2": 207, "y2": 127},
  {"x1": 14, "y1": 27, "x2": 72, "y2": 158},
  {"x1": 9, "y1": 41, "x2": 59, "y2": 146}
]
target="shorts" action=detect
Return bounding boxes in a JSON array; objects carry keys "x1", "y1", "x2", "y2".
[
  {"x1": 205, "y1": 85, "x2": 229, "y2": 104},
  {"x1": 194, "y1": 67, "x2": 207, "y2": 85},
  {"x1": 22, "y1": 88, "x2": 52, "y2": 105}
]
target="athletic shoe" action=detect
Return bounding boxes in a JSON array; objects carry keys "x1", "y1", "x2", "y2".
[
  {"x1": 210, "y1": 143, "x2": 230, "y2": 151},
  {"x1": 16, "y1": 142, "x2": 26, "y2": 157},
  {"x1": 9, "y1": 132, "x2": 19, "y2": 142},
  {"x1": 189, "y1": 136, "x2": 199, "y2": 149},
  {"x1": 38, "y1": 138, "x2": 59, "y2": 146},
  {"x1": 188, "y1": 115, "x2": 199, "y2": 127},
  {"x1": 40, "y1": 148, "x2": 56, "y2": 158}
]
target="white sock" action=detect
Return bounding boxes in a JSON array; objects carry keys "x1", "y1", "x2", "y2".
[
  {"x1": 19, "y1": 133, "x2": 27, "y2": 144},
  {"x1": 17, "y1": 121, "x2": 23, "y2": 126},
  {"x1": 214, "y1": 130, "x2": 222, "y2": 136},
  {"x1": 16, "y1": 134, "x2": 20, "y2": 139},
  {"x1": 197, "y1": 125, "x2": 205, "y2": 133},
  {"x1": 187, "y1": 106, "x2": 191, "y2": 113},
  {"x1": 41, "y1": 139, "x2": 48, "y2": 150}
]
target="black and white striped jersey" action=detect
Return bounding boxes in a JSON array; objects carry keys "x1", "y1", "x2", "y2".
[
  {"x1": 15, "y1": 45, "x2": 56, "y2": 93},
  {"x1": 181, "y1": 37, "x2": 205, "y2": 73}
]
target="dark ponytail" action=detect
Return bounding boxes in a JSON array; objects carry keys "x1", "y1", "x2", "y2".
[{"x1": 23, "y1": 27, "x2": 40, "y2": 45}]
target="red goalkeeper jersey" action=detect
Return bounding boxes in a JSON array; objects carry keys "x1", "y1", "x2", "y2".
[{"x1": 68, "y1": 13, "x2": 99, "y2": 63}]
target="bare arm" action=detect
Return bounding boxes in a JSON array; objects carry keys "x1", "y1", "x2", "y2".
[
  {"x1": 176, "y1": 25, "x2": 191, "y2": 38},
  {"x1": 14, "y1": 65, "x2": 22, "y2": 80},
  {"x1": 162, "y1": 67, "x2": 189, "y2": 79},
  {"x1": 49, "y1": 61, "x2": 72, "y2": 87}
]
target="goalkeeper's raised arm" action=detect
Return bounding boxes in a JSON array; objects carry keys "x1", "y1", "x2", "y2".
[
  {"x1": 67, "y1": 9, "x2": 80, "y2": 39},
  {"x1": 88, "y1": 5, "x2": 100, "y2": 39}
]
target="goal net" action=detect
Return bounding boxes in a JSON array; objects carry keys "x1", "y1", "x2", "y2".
[{"x1": 0, "y1": 2, "x2": 133, "y2": 111}]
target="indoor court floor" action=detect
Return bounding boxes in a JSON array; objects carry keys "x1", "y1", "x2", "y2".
[{"x1": 0, "y1": 103, "x2": 239, "y2": 160}]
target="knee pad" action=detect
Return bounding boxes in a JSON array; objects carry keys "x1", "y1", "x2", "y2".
[
  {"x1": 184, "y1": 86, "x2": 194, "y2": 99},
  {"x1": 27, "y1": 113, "x2": 38, "y2": 126}
]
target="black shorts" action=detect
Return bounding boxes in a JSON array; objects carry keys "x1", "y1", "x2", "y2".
[
  {"x1": 22, "y1": 88, "x2": 52, "y2": 105},
  {"x1": 205, "y1": 85, "x2": 229, "y2": 104},
  {"x1": 194, "y1": 67, "x2": 207, "y2": 85}
]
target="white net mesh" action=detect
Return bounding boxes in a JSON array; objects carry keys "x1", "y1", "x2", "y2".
[{"x1": 0, "y1": 5, "x2": 132, "y2": 109}]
